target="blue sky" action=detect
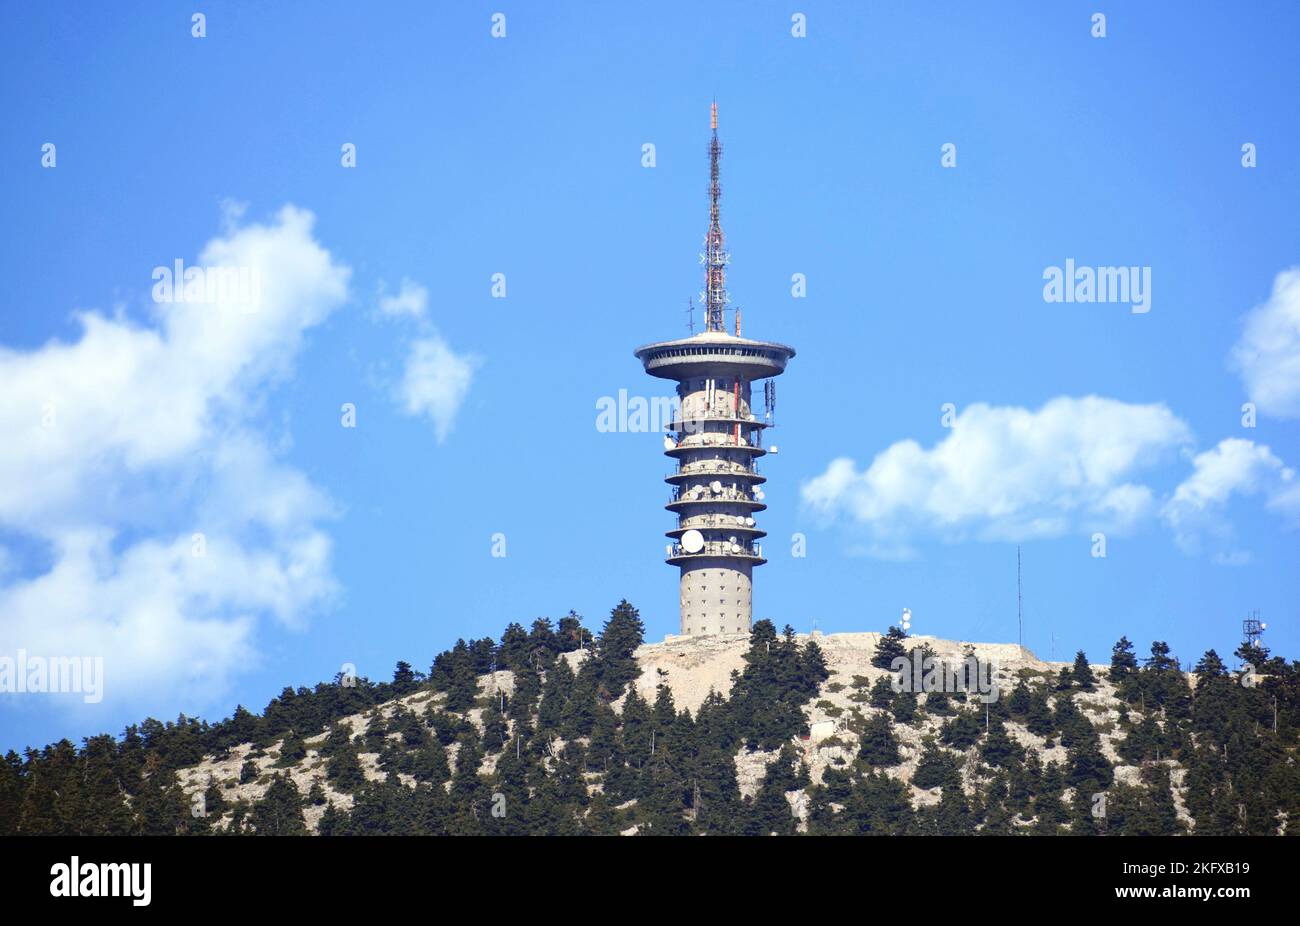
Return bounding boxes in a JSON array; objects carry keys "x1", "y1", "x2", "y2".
[{"x1": 1, "y1": 1, "x2": 1298, "y2": 751}]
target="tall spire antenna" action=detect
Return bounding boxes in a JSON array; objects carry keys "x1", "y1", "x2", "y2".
[
  {"x1": 703, "y1": 102, "x2": 729, "y2": 333},
  {"x1": 1017, "y1": 546, "x2": 1024, "y2": 659}
]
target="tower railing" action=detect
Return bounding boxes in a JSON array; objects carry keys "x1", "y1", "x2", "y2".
[{"x1": 669, "y1": 540, "x2": 763, "y2": 558}]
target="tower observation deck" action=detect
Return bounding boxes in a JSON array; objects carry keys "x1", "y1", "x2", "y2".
[{"x1": 634, "y1": 104, "x2": 795, "y2": 637}]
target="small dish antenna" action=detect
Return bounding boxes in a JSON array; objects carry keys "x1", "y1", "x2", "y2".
[{"x1": 681, "y1": 530, "x2": 705, "y2": 554}]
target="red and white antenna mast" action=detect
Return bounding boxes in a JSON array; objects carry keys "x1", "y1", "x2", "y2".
[{"x1": 703, "y1": 102, "x2": 729, "y2": 333}]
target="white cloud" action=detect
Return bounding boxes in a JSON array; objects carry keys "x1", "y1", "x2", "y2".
[
  {"x1": 376, "y1": 277, "x2": 479, "y2": 442},
  {"x1": 0, "y1": 206, "x2": 347, "y2": 709},
  {"x1": 1164, "y1": 438, "x2": 1285, "y2": 511},
  {"x1": 1161, "y1": 437, "x2": 1297, "y2": 553},
  {"x1": 397, "y1": 335, "x2": 479, "y2": 443},
  {"x1": 378, "y1": 278, "x2": 428, "y2": 319},
  {"x1": 1231, "y1": 267, "x2": 1300, "y2": 419},
  {"x1": 802, "y1": 396, "x2": 1192, "y2": 552}
]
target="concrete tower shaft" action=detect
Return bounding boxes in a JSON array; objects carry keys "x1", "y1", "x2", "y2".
[{"x1": 635, "y1": 333, "x2": 793, "y2": 635}]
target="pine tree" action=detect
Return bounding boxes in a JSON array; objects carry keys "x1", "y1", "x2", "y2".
[
  {"x1": 249, "y1": 774, "x2": 307, "y2": 835},
  {"x1": 980, "y1": 716, "x2": 1022, "y2": 769},
  {"x1": 1007, "y1": 678, "x2": 1032, "y2": 717},
  {"x1": 1109, "y1": 636, "x2": 1138, "y2": 687},
  {"x1": 912, "y1": 738, "x2": 959, "y2": 790},
  {"x1": 743, "y1": 745, "x2": 805, "y2": 836},
  {"x1": 1071, "y1": 650, "x2": 1097, "y2": 690},
  {"x1": 317, "y1": 802, "x2": 349, "y2": 836},
  {"x1": 594, "y1": 600, "x2": 645, "y2": 699},
  {"x1": 583, "y1": 791, "x2": 620, "y2": 836},
  {"x1": 1025, "y1": 685, "x2": 1055, "y2": 737},
  {"x1": 869, "y1": 675, "x2": 895, "y2": 709},
  {"x1": 1194, "y1": 649, "x2": 1228, "y2": 679},
  {"x1": 891, "y1": 688, "x2": 918, "y2": 724},
  {"x1": 326, "y1": 744, "x2": 365, "y2": 793},
  {"x1": 134, "y1": 765, "x2": 188, "y2": 836},
  {"x1": 940, "y1": 709, "x2": 983, "y2": 751},
  {"x1": 275, "y1": 730, "x2": 307, "y2": 767},
  {"x1": 391, "y1": 660, "x2": 419, "y2": 695},
  {"x1": 202, "y1": 778, "x2": 227, "y2": 820},
  {"x1": 872, "y1": 626, "x2": 909, "y2": 670},
  {"x1": 858, "y1": 712, "x2": 901, "y2": 767}
]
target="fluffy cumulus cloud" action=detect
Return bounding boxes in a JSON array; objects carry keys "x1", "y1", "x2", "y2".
[
  {"x1": 1161, "y1": 438, "x2": 1298, "y2": 556},
  {"x1": 398, "y1": 336, "x2": 478, "y2": 443},
  {"x1": 801, "y1": 396, "x2": 1193, "y2": 555},
  {"x1": 0, "y1": 206, "x2": 347, "y2": 707},
  {"x1": 1232, "y1": 267, "x2": 1300, "y2": 419},
  {"x1": 375, "y1": 279, "x2": 479, "y2": 443},
  {"x1": 378, "y1": 277, "x2": 429, "y2": 319}
]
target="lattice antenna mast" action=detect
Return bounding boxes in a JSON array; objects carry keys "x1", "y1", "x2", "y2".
[
  {"x1": 1243, "y1": 610, "x2": 1265, "y2": 651},
  {"x1": 703, "y1": 102, "x2": 729, "y2": 333}
]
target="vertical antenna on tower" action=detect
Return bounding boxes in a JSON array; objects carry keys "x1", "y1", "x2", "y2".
[
  {"x1": 1243, "y1": 610, "x2": 1265, "y2": 655},
  {"x1": 1017, "y1": 546, "x2": 1024, "y2": 659},
  {"x1": 703, "y1": 102, "x2": 729, "y2": 333},
  {"x1": 686, "y1": 298, "x2": 695, "y2": 334}
]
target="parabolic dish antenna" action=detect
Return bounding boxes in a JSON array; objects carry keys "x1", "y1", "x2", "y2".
[
  {"x1": 664, "y1": 435, "x2": 676, "y2": 451},
  {"x1": 681, "y1": 529, "x2": 705, "y2": 554},
  {"x1": 710, "y1": 480, "x2": 723, "y2": 493}
]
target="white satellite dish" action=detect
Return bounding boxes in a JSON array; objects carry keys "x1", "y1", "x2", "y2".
[
  {"x1": 663, "y1": 435, "x2": 676, "y2": 451},
  {"x1": 746, "y1": 517, "x2": 755, "y2": 526},
  {"x1": 753, "y1": 489, "x2": 765, "y2": 500},
  {"x1": 769, "y1": 445, "x2": 779, "y2": 454},
  {"x1": 711, "y1": 481, "x2": 723, "y2": 493},
  {"x1": 681, "y1": 529, "x2": 705, "y2": 554},
  {"x1": 730, "y1": 542, "x2": 741, "y2": 554},
  {"x1": 728, "y1": 536, "x2": 737, "y2": 544}
]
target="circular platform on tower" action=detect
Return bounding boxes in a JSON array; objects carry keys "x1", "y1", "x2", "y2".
[{"x1": 634, "y1": 330, "x2": 795, "y2": 382}]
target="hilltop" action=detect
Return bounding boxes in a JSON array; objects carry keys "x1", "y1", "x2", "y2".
[{"x1": 3, "y1": 602, "x2": 1296, "y2": 836}]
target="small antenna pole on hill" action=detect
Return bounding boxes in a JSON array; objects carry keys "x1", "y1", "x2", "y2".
[{"x1": 1017, "y1": 546, "x2": 1024, "y2": 659}]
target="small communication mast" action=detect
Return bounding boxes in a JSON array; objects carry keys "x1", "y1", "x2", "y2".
[{"x1": 1243, "y1": 610, "x2": 1266, "y2": 652}]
